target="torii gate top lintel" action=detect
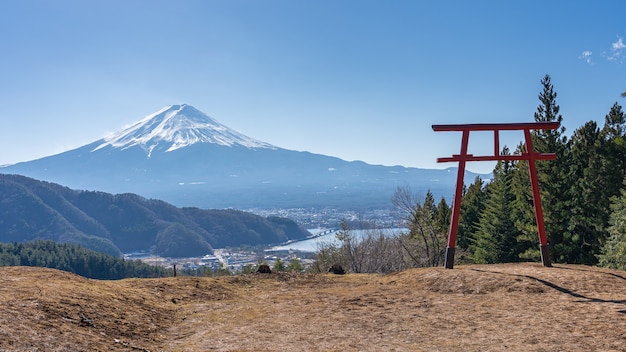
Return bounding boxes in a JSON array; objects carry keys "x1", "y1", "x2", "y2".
[
  {"x1": 431, "y1": 121, "x2": 559, "y2": 132},
  {"x1": 432, "y1": 121, "x2": 559, "y2": 269},
  {"x1": 432, "y1": 122, "x2": 559, "y2": 163}
]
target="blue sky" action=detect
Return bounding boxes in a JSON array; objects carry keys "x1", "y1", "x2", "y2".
[{"x1": 1, "y1": 1, "x2": 625, "y2": 173}]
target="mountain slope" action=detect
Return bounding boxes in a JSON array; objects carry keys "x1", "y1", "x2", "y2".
[
  {"x1": 0, "y1": 174, "x2": 311, "y2": 257},
  {"x1": 0, "y1": 104, "x2": 489, "y2": 209},
  {"x1": 93, "y1": 104, "x2": 275, "y2": 154}
]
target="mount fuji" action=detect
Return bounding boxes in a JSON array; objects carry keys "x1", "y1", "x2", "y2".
[
  {"x1": 1, "y1": 104, "x2": 487, "y2": 209},
  {"x1": 93, "y1": 104, "x2": 275, "y2": 155}
]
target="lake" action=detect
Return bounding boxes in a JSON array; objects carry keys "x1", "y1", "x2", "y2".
[{"x1": 270, "y1": 228, "x2": 407, "y2": 252}]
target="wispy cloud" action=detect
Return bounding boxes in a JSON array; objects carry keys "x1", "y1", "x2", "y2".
[
  {"x1": 579, "y1": 50, "x2": 593, "y2": 64},
  {"x1": 608, "y1": 37, "x2": 625, "y2": 62}
]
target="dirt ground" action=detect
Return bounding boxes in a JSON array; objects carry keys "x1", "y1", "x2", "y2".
[{"x1": 0, "y1": 263, "x2": 625, "y2": 351}]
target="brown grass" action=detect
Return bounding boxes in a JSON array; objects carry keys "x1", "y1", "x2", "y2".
[{"x1": 1, "y1": 263, "x2": 625, "y2": 351}]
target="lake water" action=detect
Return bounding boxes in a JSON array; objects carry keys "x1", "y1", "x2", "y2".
[{"x1": 270, "y1": 228, "x2": 407, "y2": 252}]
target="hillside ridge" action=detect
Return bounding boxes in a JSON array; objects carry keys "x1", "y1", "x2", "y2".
[
  {"x1": 0, "y1": 173, "x2": 311, "y2": 257},
  {"x1": 1, "y1": 263, "x2": 625, "y2": 351}
]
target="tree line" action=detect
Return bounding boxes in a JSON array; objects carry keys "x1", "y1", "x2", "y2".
[
  {"x1": 0, "y1": 240, "x2": 172, "y2": 279},
  {"x1": 314, "y1": 75, "x2": 626, "y2": 272}
]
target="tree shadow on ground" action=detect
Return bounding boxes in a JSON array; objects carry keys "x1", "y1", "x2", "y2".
[
  {"x1": 469, "y1": 267, "x2": 626, "y2": 313},
  {"x1": 555, "y1": 264, "x2": 626, "y2": 282}
]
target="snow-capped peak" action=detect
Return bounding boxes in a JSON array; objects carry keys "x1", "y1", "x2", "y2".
[{"x1": 93, "y1": 104, "x2": 275, "y2": 156}]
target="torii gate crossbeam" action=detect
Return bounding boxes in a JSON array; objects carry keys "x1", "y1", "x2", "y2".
[{"x1": 432, "y1": 122, "x2": 559, "y2": 269}]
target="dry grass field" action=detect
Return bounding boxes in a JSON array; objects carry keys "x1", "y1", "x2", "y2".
[{"x1": 1, "y1": 263, "x2": 625, "y2": 351}]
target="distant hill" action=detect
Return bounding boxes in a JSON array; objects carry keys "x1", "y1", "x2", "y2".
[
  {"x1": 0, "y1": 104, "x2": 489, "y2": 210},
  {"x1": 0, "y1": 174, "x2": 311, "y2": 257}
]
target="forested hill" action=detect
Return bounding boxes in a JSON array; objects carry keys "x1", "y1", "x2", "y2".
[
  {"x1": 0, "y1": 174, "x2": 311, "y2": 257},
  {"x1": 0, "y1": 240, "x2": 170, "y2": 279}
]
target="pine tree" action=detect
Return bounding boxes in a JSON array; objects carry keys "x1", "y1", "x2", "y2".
[
  {"x1": 272, "y1": 258, "x2": 286, "y2": 272},
  {"x1": 566, "y1": 121, "x2": 605, "y2": 264},
  {"x1": 472, "y1": 148, "x2": 521, "y2": 263},
  {"x1": 422, "y1": 191, "x2": 437, "y2": 220},
  {"x1": 510, "y1": 143, "x2": 541, "y2": 260},
  {"x1": 287, "y1": 257, "x2": 304, "y2": 272},
  {"x1": 435, "y1": 197, "x2": 451, "y2": 235},
  {"x1": 391, "y1": 187, "x2": 447, "y2": 267},
  {"x1": 532, "y1": 74, "x2": 571, "y2": 263},
  {"x1": 457, "y1": 176, "x2": 487, "y2": 250},
  {"x1": 560, "y1": 104, "x2": 626, "y2": 264},
  {"x1": 597, "y1": 177, "x2": 626, "y2": 270},
  {"x1": 598, "y1": 103, "x2": 626, "y2": 204}
]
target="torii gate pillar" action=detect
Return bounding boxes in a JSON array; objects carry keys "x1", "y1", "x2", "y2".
[{"x1": 432, "y1": 122, "x2": 559, "y2": 269}]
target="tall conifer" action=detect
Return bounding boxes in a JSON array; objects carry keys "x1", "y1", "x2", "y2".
[
  {"x1": 472, "y1": 148, "x2": 521, "y2": 263},
  {"x1": 598, "y1": 176, "x2": 626, "y2": 270},
  {"x1": 566, "y1": 121, "x2": 603, "y2": 264},
  {"x1": 532, "y1": 74, "x2": 571, "y2": 263},
  {"x1": 510, "y1": 143, "x2": 541, "y2": 260},
  {"x1": 457, "y1": 176, "x2": 486, "y2": 250}
]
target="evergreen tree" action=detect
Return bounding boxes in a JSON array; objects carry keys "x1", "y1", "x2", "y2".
[
  {"x1": 286, "y1": 257, "x2": 304, "y2": 272},
  {"x1": 391, "y1": 186, "x2": 447, "y2": 267},
  {"x1": 435, "y1": 197, "x2": 451, "y2": 237},
  {"x1": 417, "y1": 190, "x2": 446, "y2": 266},
  {"x1": 272, "y1": 258, "x2": 286, "y2": 272},
  {"x1": 566, "y1": 121, "x2": 605, "y2": 264},
  {"x1": 510, "y1": 143, "x2": 541, "y2": 260},
  {"x1": 0, "y1": 240, "x2": 170, "y2": 279},
  {"x1": 531, "y1": 74, "x2": 571, "y2": 263},
  {"x1": 422, "y1": 191, "x2": 437, "y2": 220},
  {"x1": 560, "y1": 104, "x2": 625, "y2": 264},
  {"x1": 598, "y1": 103, "x2": 626, "y2": 206},
  {"x1": 457, "y1": 176, "x2": 487, "y2": 250},
  {"x1": 472, "y1": 148, "x2": 521, "y2": 263},
  {"x1": 597, "y1": 177, "x2": 626, "y2": 270}
]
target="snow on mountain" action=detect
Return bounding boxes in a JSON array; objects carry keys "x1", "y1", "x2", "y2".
[
  {"x1": 93, "y1": 104, "x2": 275, "y2": 156},
  {"x1": 0, "y1": 104, "x2": 492, "y2": 210}
]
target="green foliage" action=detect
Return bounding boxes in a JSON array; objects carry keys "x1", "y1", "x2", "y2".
[
  {"x1": 286, "y1": 257, "x2": 304, "y2": 272},
  {"x1": 435, "y1": 197, "x2": 451, "y2": 234},
  {"x1": 531, "y1": 75, "x2": 572, "y2": 263},
  {"x1": 272, "y1": 258, "x2": 286, "y2": 272},
  {"x1": 239, "y1": 263, "x2": 256, "y2": 274},
  {"x1": 472, "y1": 148, "x2": 523, "y2": 263},
  {"x1": 598, "y1": 178, "x2": 626, "y2": 270},
  {"x1": 0, "y1": 240, "x2": 171, "y2": 279},
  {"x1": 508, "y1": 142, "x2": 546, "y2": 261},
  {"x1": 457, "y1": 177, "x2": 487, "y2": 250},
  {"x1": 458, "y1": 75, "x2": 626, "y2": 266},
  {"x1": 563, "y1": 121, "x2": 606, "y2": 263}
]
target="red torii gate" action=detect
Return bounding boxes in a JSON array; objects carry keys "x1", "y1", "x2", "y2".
[{"x1": 432, "y1": 122, "x2": 559, "y2": 269}]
